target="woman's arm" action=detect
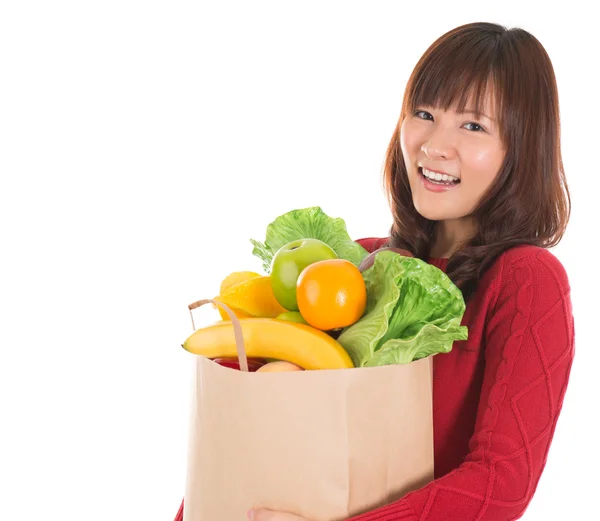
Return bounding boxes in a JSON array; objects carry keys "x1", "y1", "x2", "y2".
[{"x1": 346, "y1": 247, "x2": 575, "y2": 521}]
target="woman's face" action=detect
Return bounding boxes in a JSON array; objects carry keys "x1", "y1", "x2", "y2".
[{"x1": 400, "y1": 93, "x2": 506, "y2": 221}]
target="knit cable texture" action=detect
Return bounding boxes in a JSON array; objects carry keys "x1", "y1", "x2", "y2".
[{"x1": 346, "y1": 248, "x2": 574, "y2": 521}]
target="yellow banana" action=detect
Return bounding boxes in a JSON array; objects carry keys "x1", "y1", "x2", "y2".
[{"x1": 182, "y1": 317, "x2": 354, "y2": 370}]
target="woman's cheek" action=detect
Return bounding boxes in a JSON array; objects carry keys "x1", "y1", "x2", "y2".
[
  {"x1": 399, "y1": 120, "x2": 411, "y2": 159},
  {"x1": 400, "y1": 119, "x2": 422, "y2": 158},
  {"x1": 466, "y1": 140, "x2": 505, "y2": 183}
]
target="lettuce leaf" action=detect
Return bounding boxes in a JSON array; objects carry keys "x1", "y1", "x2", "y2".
[
  {"x1": 250, "y1": 206, "x2": 369, "y2": 273},
  {"x1": 337, "y1": 250, "x2": 468, "y2": 367}
]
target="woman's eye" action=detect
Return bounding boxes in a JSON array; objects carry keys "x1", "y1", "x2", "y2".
[
  {"x1": 415, "y1": 110, "x2": 433, "y2": 120},
  {"x1": 464, "y1": 122, "x2": 485, "y2": 132}
]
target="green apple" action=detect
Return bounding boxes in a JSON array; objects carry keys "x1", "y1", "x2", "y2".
[
  {"x1": 270, "y1": 238, "x2": 337, "y2": 310},
  {"x1": 276, "y1": 311, "x2": 309, "y2": 325}
]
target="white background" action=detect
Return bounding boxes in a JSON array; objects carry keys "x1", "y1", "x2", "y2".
[{"x1": 0, "y1": 2, "x2": 596, "y2": 520}]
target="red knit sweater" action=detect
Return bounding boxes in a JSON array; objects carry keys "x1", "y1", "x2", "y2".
[{"x1": 173, "y1": 238, "x2": 575, "y2": 521}]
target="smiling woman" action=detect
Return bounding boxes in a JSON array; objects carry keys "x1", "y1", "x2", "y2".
[
  {"x1": 244, "y1": 22, "x2": 574, "y2": 521},
  {"x1": 172, "y1": 21, "x2": 575, "y2": 521}
]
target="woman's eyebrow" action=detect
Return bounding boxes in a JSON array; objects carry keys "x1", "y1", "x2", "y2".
[{"x1": 462, "y1": 109, "x2": 495, "y2": 121}]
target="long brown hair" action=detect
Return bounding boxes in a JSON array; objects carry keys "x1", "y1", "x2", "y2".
[{"x1": 384, "y1": 22, "x2": 571, "y2": 302}]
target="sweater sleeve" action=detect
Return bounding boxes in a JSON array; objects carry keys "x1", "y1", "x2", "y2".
[
  {"x1": 345, "y1": 248, "x2": 575, "y2": 521},
  {"x1": 355, "y1": 237, "x2": 389, "y2": 253}
]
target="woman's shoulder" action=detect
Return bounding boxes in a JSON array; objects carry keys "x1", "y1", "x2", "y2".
[
  {"x1": 489, "y1": 244, "x2": 569, "y2": 281},
  {"x1": 479, "y1": 245, "x2": 574, "y2": 355},
  {"x1": 483, "y1": 244, "x2": 571, "y2": 305}
]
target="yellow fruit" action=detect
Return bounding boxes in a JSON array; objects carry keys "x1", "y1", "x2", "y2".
[
  {"x1": 256, "y1": 361, "x2": 304, "y2": 372},
  {"x1": 213, "y1": 299, "x2": 254, "y2": 321},
  {"x1": 218, "y1": 276, "x2": 287, "y2": 318},
  {"x1": 213, "y1": 271, "x2": 263, "y2": 320},
  {"x1": 219, "y1": 271, "x2": 261, "y2": 295},
  {"x1": 182, "y1": 317, "x2": 354, "y2": 370}
]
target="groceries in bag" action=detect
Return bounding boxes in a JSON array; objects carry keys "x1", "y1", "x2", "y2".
[
  {"x1": 182, "y1": 206, "x2": 468, "y2": 371},
  {"x1": 178, "y1": 206, "x2": 470, "y2": 521}
]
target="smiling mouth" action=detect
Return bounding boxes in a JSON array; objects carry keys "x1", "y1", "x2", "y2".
[{"x1": 419, "y1": 167, "x2": 461, "y2": 185}]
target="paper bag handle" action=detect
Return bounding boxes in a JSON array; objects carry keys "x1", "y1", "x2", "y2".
[{"x1": 187, "y1": 299, "x2": 250, "y2": 372}]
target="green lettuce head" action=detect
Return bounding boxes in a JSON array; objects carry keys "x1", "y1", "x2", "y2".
[
  {"x1": 337, "y1": 250, "x2": 468, "y2": 366},
  {"x1": 250, "y1": 206, "x2": 369, "y2": 273}
]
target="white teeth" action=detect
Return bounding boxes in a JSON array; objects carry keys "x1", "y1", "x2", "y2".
[{"x1": 422, "y1": 168, "x2": 459, "y2": 183}]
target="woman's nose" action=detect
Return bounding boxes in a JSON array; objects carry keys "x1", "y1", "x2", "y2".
[{"x1": 420, "y1": 128, "x2": 455, "y2": 160}]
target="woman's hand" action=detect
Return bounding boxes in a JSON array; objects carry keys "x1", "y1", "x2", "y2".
[{"x1": 248, "y1": 507, "x2": 312, "y2": 521}]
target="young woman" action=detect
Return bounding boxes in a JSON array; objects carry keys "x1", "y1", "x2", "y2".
[
  {"x1": 173, "y1": 21, "x2": 574, "y2": 521},
  {"x1": 245, "y1": 21, "x2": 575, "y2": 521}
]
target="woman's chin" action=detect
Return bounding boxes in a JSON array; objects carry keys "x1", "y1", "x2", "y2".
[
  {"x1": 412, "y1": 196, "x2": 468, "y2": 221},
  {"x1": 413, "y1": 204, "x2": 452, "y2": 221}
]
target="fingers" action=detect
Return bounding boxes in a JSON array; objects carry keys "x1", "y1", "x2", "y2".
[
  {"x1": 249, "y1": 508, "x2": 270, "y2": 521},
  {"x1": 249, "y1": 507, "x2": 306, "y2": 521},
  {"x1": 249, "y1": 508, "x2": 274, "y2": 521}
]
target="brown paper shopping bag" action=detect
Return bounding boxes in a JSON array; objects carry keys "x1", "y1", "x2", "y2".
[{"x1": 182, "y1": 299, "x2": 434, "y2": 521}]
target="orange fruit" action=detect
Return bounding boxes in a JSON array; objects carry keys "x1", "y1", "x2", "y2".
[{"x1": 296, "y1": 259, "x2": 367, "y2": 331}]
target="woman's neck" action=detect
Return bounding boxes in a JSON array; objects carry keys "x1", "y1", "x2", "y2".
[{"x1": 430, "y1": 218, "x2": 475, "y2": 258}]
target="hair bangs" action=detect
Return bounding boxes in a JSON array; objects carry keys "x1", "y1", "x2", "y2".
[{"x1": 404, "y1": 32, "x2": 504, "y2": 129}]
